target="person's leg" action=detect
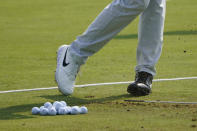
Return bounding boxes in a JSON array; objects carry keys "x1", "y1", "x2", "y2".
[
  {"x1": 127, "y1": 0, "x2": 166, "y2": 96},
  {"x1": 69, "y1": 0, "x2": 150, "y2": 64},
  {"x1": 136, "y1": 0, "x2": 166, "y2": 76},
  {"x1": 56, "y1": 0, "x2": 150, "y2": 95}
]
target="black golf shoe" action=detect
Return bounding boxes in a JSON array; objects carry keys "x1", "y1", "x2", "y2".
[{"x1": 127, "y1": 71, "x2": 153, "y2": 96}]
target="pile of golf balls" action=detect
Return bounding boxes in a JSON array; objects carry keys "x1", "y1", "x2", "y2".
[{"x1": 32, "y1": 101, "x2": 88, "y2": 116}]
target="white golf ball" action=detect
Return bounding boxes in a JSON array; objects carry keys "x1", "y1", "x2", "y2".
[
  {"x1": 58, "y1": 107, "x2": 68, "y2": 115},
  {"x1": 32, "y1": 107, "x2": 40, "y2": 115},
  {"x1": 80, "y1": 106, "x2": 88, "y2": 114},
  {"x1": 48, "y1": 107, "x2": 57, "y2": 116},
  {"x1": 55, "y1": 102, "x2": 64, "y2": 111},
  {"x1": 40, "y1": 108, "x2": 49, "y2": 116},
  {"x1": 71, "y1": 106, "x2": 80, "y2": 115},
  {"x1": 60, "y1": 101, "x2": 67, "y2": 107},
  {"x1": 64, "y1": 107, "x2": 70, "y2": 114},
  {"x1": 40, "y1": 106, "x2": 45, "y2": 110},
  {"x1": 66, "y1": 106, "x2": 72, "y2": 114},
  {"x1": 44, "y1": 102, "x2": 52, "y2": 109},
  {"x1": 53, "y1": 101, "x2": 60, "y2": 107}
]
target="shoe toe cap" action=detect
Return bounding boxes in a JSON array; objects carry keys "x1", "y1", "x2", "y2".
[
  {"x1": 136, "y1": 83, "x2": 147, "y2": 88},
  {"x1": 56, "y1": 76, "x2": 74, "y2": 95},
  {"x1": 127, "y1": 82, "x2": 151, "y2": 96},
  {"x1": 58, "y1": 87, "x2": 73, "y2": 95}
]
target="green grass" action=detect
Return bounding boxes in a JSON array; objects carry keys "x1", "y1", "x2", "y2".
[{"x1": 0, "y1": 0, "x2": 197, "y2": 130}]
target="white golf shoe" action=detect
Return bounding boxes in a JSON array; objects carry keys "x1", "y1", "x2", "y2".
[{"x1": 55, "y1": 45, "x2": 81, "y2": 95}]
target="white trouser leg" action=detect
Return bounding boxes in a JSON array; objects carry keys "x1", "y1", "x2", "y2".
[
  {"x1": 135, "y1": 0, "x2": 166, "y2": 76},
  {"x1": 69, "y1": 0, "x2": 149, "y2": 64}
]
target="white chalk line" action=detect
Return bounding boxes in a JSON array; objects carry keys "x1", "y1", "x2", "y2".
[{"x1": 0, "y1": 76, "x2": 197, "y2": 94}]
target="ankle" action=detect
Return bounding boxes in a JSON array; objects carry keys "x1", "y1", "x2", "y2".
[{"x1": 68, "y1": 48, "x2": 87, "y2": 65}]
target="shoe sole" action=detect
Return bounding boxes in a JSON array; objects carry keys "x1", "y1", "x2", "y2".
[{"x1": 127, "y1": 84, "x2": 151, "y2": 96}]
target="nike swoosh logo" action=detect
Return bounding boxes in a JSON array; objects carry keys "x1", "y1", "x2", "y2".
[{"x1": 62, "y1": 48, "x2": 70, "y2": 67}]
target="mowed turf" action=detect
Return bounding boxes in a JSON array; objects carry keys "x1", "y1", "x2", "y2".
[{"x1": 0, "y1": 0, "x2": 197, "y2": 130}]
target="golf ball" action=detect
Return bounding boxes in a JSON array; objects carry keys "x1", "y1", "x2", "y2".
[
  {"x1": 80, "y1": 106, "x2": 88, "y2": 114},
  {"x1": 54, "y1": 102, "x2": 64, "y2": 111},
  {"x1": 53, "y1": 101, "x2": 60, "y2": 107},
  {"x1": 60, "y1": 101, "x2": 67, "y2": 107},
  {"x1": 48, "y1": 107, "x2": 57, "y2": 116},
  {"x1": 32, "y1": 107, "x2": 40, "y2": 115},
  {"x1": 66, "y1": 106, "x2": 72, "y2": 114},
  {"x1": 58, "y1": 107, "x2": 68, "y2": 115},
  {"x1": 71, "y1": 106, "x2": 80, "y2": 115},
  {"x1": 40, "y1": 108, "x2": 49, "y2": 116},
  {"x1": 44, "y1": 102, "x2": 52, "y2": 109},
  {"x1": 40, "y1": 106, "x2": 45, "y2": 110}
]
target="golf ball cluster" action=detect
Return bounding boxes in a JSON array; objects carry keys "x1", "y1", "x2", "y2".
[{"x1": 32, "y1": 101, "x2": 88, "y2": 116}]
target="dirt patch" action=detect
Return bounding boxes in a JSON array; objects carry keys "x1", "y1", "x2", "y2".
[
  {"x1": 84, "y1": 96, "x2": 95, "y2": 98},
  {"x1": 192, "y1": 118, "x2": 197, "y2": 121},
  {"x1": 191, "y1": 125, "x2": 197, "y2": 128}
]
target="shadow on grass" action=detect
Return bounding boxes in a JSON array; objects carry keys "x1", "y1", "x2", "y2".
[
  {"x1": 39, "y1": 93, "x2": 133, "y2": 106},
  {"x1": 0, "y1": 103, "x2": 43, "y2": 120},
  {"x1": 0, "y1": 93, "x2": 134, "y2": 120},
  {"x1": 114, "y1": 30, "x2": 197, "y2": 39}
]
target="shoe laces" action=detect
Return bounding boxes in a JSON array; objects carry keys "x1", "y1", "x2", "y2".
[{"x1": 135, "y1": 72, "x2": 153, "y2": 85}]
